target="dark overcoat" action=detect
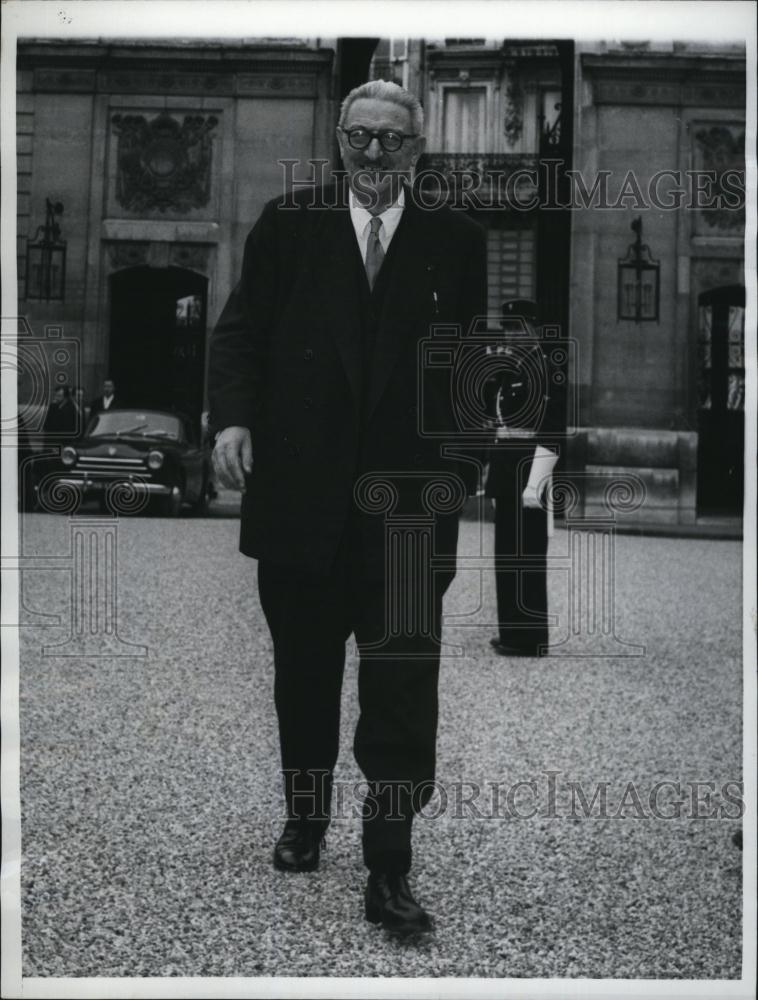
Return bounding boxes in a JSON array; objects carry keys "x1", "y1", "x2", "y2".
[{"x1": 209, "y1": 183, "x2": 488, "y2": 576}]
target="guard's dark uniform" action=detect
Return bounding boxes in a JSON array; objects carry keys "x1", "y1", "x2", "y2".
[{"x1": 483, "y1": 301, "x2": 564, "y2": 655}]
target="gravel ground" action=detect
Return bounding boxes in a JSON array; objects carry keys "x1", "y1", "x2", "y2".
[{"x1": 16, "y1": 512, "x2": 743, "y2": 979}]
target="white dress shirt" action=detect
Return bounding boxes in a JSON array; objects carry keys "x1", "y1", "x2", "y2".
[{"x1": 348, "y1": 187, "x2": 405, "y2": 263}]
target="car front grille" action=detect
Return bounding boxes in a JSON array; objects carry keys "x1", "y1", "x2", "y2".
[{"x1": 74, "y1": 456, "x2": 151, "y2": 478}]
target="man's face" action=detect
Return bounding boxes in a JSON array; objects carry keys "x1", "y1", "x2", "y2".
[
  {"x1": 337, "y1": 98, "x2": 425, "y2": 212},
  {"x1": 103, "y1": 380, "x2": 114, "y2": 397}
]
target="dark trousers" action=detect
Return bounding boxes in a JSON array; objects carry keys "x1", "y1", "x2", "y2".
[
  {"x1": 493, "y1": 500, "x2": 549, "y2": 652},
  {"x1": 257, "y1": 535, "x2": 447, "y2": 874}
]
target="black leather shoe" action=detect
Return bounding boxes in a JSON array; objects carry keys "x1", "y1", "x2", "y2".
[
  {"x1": 365, "y1": 873, "x2": 433, "y2": 935},
  {"x1": 273, "y1": 820, "x2": 324, "y2": 873}
]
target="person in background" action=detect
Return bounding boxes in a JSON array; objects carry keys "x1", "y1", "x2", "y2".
[
  {"x1": 484, "y1": 300, "x2": 563, "y2": 657},
  {"x1": 43, "y1": 385, "x2": 79, "y2": 442},
  {"x1": 72, "y1": 386, "x2": 88, "y2": 433},
  {"x1": 89, "y1": 378, "x2": 118, "y2": 416}
]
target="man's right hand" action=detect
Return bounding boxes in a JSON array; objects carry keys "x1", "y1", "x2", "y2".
[{"x1": 212, "y1": 426, "x2": 252, "y2": 491}]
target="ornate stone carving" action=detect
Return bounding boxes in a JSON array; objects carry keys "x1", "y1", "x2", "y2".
[
  {"x1": 236, "y1": 73, "x2": 318, "y2": 96},
  {"x1": 111, "y1": 112, "x2": 219, "y2": 213},
  {"x1": 417, "y1": 153, "x2": 539, "y2": 208},
  {"x1": 694, "y1": 124, "x2": 745, "y2": 232},
  {"x1": 102, "y1": 72, "x2": 230, "y2": 96},
  {"x1": 594, "y1": 77, "x2": 745, "y2": 109},
  {"x1": 594, "y1": 80, "x2": 681, "y2": 105},
  {"x1": 34, "y1": 68, "x2": 96, "y2": 92},
  {"x1": 168, "y1": 243, "x2": 211, "y2": 272},
  {"x1": 503, "y1": 68, "x2": 523, "y2": 145},
  {"x1": 106, "y1": 241, "x2": 151, "y2": 270}
]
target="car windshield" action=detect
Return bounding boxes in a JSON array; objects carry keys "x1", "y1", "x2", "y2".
[{"x1": 87, "y1": 410, "x2": 184, "y2": 441}]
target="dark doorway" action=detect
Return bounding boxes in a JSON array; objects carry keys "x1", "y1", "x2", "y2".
[
  {"x1": 109, "y1": 266, "x2": 207, "y2": 429},
  {"x1": 696, "y1": 284, "x2": 745, "y2": 515},
  {"x1": 336, "y1": 38, "x2": 380, "y2": 100}
]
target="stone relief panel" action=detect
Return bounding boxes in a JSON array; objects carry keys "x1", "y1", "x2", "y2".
[
  {"x1": 106, "y1": 241, "x2": 151, "y2": 270},
  {"x1": 109, "y1": 110, "x2": 220, "y2": 218},
  {"x1": 168, "y1": 244, "x2": 212, "y2": 273},
  {"x1": 692, "y1": 122, "x2": 745, "y2": 235},
  {"x1": 104, "y1": 241, "x2": 212, "y2": 275}
]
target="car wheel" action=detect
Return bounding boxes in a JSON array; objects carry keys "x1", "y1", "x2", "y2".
[{"x1": 162, "y1": 483, "x2": 184, "y2": 517}]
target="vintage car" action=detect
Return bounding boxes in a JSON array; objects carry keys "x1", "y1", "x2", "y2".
[{"x1": 38, "y1": 408, "x2": 212, "y2": 516}]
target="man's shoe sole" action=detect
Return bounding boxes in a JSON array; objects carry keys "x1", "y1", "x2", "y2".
[
  {"x1": 365, "y1": 902, "x2": 433, "y2": 935},
  {"x1": 273, "y1": 851, "x2": 320, "y2": 873}
]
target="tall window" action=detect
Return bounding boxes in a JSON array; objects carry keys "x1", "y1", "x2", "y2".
[
  {"x1": 442, "y1": 87, "x2": 486, "y2": 153},
  {"x1": 540, "y1": 89, "x2": 562, "y2": 148},
  {"x1": 486, "y1": 227, "x2": 536, "y2": 314}
]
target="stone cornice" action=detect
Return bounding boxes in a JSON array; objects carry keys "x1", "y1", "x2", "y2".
[
  {"x1": 427, "y1": 42, "x2": 559, "y2": 69},
  {"x1": 582, "y1": 52, "x2": 745, "y2": 78},
  {"x1": 17, "y1": 41, "x2": 334, "y2": 95},
  {"x1": 582, "y1": 54, "x2": 745, "y2": 108},
  {"x1": 18, "y1": 39, "x2": 330, "y2": 62}
]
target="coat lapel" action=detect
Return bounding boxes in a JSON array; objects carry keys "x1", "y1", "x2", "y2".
[
  {"x1": 308, "y1": 186, "x2": 437, "y2": 423},
  {"x1": 364, "y1": 199, "x2": 436, "y2": 422},
  {"x1": 312, "y1": 200, "x2": 364, "y2": 415}
]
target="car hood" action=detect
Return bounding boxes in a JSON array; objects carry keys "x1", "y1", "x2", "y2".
[{"x1": 76, "y1": 435, "x2": 182, "y2": 457}]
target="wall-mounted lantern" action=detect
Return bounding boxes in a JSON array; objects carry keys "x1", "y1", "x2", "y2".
[
  {"x1": 617, "y1": 216, "x2": 660, "y2": 323},
  {"x1": 25, "y1": 199, "x2": 66, "y2": 301}
]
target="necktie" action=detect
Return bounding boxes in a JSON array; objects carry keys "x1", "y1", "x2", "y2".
[{"x1": 364, "y1": 216, "x2": 385, "y2": 290}]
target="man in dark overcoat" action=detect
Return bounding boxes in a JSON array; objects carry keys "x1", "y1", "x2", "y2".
[{"x1": 209, "y1": 80, "x2": 487, "y2": 935}]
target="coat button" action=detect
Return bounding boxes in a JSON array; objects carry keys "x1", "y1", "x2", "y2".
[{"x1": 304, "y1": 349, "x2": 314, "y2": 360}]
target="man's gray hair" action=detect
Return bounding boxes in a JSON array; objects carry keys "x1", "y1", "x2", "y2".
[{"x1": 339, "y1": 79, "x2": 425, "y2": 136}]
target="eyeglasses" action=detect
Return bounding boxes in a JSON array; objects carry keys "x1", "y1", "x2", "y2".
[{"x1": 338, "y1": 126, "x2": 418, "y2": 152}]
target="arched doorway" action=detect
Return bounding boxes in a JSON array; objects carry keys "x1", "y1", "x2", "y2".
[
  {"x1": 696, "y1": 284, "x2": 744, "y2": 515},
  {"x1": 109, "y1": 266, "x2": 207, "y2": 428}
]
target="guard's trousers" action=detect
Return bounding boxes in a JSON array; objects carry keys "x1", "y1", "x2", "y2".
[{"x1": 493, "y1": 500, "x2": 549, "y2": 652}]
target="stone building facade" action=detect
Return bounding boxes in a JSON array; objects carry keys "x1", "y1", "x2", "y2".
[
  {"x1": 370, "y1": 38, "x2": 746, "y2": 522},
  {"x1": 15, "y1": 37, "x2": 747, "y2": 523},
  {"x1": 570, "y1": 42, "x2": 746, "y2": 522},
  {"x1": 16, "y1": 39, "x2": 336, "y2": 423}
]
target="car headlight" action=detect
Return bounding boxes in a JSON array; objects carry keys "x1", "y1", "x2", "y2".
[
  {"x1": 61, "y1": 446, "x2": 77, "y2": 467},
  {"x1": 147, "y1": 450, "x2": 164, "y2": 470}
]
